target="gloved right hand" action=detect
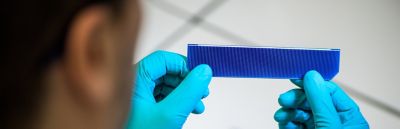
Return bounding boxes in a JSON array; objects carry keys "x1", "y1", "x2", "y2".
[
  {"x1": 274, "y1": 70, "x2": 369, "y2": 129},
  {"x1": 125, "y1": 51, "x2": 212, "y2": 129}
]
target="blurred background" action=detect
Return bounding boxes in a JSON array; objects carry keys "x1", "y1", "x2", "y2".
[{"x1": 134, "y1": 0, "x2": 400, "y2": 128}]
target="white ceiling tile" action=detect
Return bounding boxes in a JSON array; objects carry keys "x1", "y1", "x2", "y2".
[
  {"x1": 134, "y1": 0, "x2": 186, "y2": 62},
  {"x1": 355, "y1": 97, "x2": 400, "y2": 128},
  {"x1": 161, "y1": 27, "x2": 234, "y2": 55},
  {"x1": 184, "y1": 78, "x2": 293, "y2": 129},
  {"x1": 163, "y1": 0, "x2": 212, "y2": 14}
]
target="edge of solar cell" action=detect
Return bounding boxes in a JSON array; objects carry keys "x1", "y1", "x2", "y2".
[
  {"x1": 188, "y1": 44, "x2": 340, "y2": 51},
  {"x1": 187, "y1": 44, "x2": 340, "y2": 80}
]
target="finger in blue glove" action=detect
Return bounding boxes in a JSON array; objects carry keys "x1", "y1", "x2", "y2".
[
  {"x1": 126, "y1": 51, "x2": 212, "y2": 129},
  {"x1": 275, "y1": 70, "x2": 369, "y2": 129}
]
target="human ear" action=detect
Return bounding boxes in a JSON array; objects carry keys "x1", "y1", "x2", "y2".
[{"x1": 63, "y1": 4, "x2": 115, "y2": 107}]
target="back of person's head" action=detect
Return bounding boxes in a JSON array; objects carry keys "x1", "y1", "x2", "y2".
[{"x1": 1, "y1": 0, "x2": 140, "y2": 128}]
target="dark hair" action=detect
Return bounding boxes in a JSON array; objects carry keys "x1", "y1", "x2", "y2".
[{"x1": 0, "y1": 0, "x2": 121, "y2": 128}]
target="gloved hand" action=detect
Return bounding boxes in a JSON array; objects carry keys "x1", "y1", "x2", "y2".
[
  {"x1": 274, "y1": 70, "x2": 369, "y2": 129},
  {"x1": 125, "y1": 51, "x2": 212, "y2": 129}
]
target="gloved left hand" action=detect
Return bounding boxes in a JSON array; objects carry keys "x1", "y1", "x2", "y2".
[
  {"x1": 274, "y1": 71, "x2": 369, "y2": 129},
  {"x1": 125, "y1": 51, "x2": 212, "y2": 129}
]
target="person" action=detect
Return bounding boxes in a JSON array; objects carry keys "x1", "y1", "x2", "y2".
[{"x1": 1, "y1": 0, "x2": 369, "y2": 129}]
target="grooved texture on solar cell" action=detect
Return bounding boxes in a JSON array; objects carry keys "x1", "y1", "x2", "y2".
[{"x1": 187, "y1": 44, "x2": 340, "y2": 80}]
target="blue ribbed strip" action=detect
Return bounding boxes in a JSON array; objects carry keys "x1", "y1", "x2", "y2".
[{"x1": 187, "y1": 44, "x2": 340, "y2": 80}]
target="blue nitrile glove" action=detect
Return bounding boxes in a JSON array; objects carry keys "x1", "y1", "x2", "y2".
[
  {"x1": 274, "y1": 70, "x2": 369, "y2": 129},
  {"x1": 125, "y1": 51, "x2": 212, "y2": 129}
]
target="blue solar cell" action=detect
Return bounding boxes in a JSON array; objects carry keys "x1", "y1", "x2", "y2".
[{"x1": 187, "y1": 44, "x2": 340, "y2": 80}]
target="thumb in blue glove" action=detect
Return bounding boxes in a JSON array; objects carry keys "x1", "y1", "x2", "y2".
[
  {"x1": 274, "y1": 70, "x2": 369, "y2": 129},
  {"x1": 125, "y1": 51, "x2": 212, "y2": 129}
]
